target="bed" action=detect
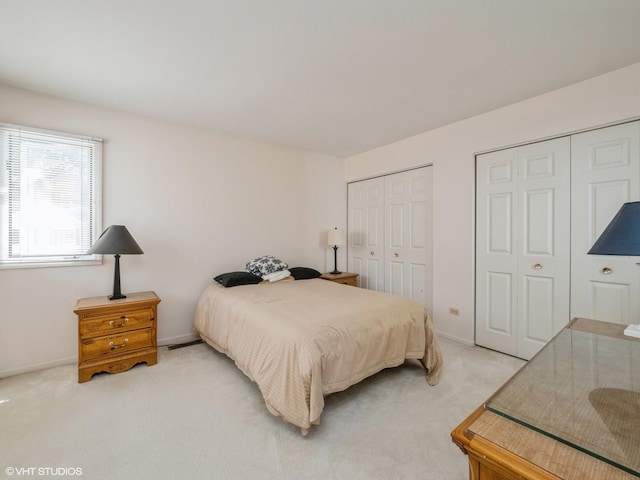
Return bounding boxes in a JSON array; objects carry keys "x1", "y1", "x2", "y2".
[{"x1": 193, "y1": 276, "x2": 442, "y2": 435}]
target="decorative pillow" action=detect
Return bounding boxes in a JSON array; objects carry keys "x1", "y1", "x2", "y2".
[
  {"x1": 289, "y1": 267, "x2": 322, "y2": 280},
  {"x1": 245, "y1": 255, "x2": 288, "y2": 277},
  {"x1": 262, "y1": 270, "x2": 292, "y2": 282},
  {"x1": 214, "y1": 271, "x2": 263, "y2": 287}
]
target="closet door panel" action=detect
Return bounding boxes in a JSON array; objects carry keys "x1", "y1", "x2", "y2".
[
  {"x1": 590, "y1": 282, "x2": 629, "y2": 322},
  {"x1": 388, "y1": 260, "x2": 404, "y2": 296},
  {"x1": 588, "y1": 180, "x2": 631, "y2": 243},
  {"x1": 516, "y1": 138, "x2": 570, "y2": 359},
  {"x1": 388, "y1": 203, "x2": 404, "y2": 248},
  {"x1": 485, "y1": 271, "x2": 514, "y2": 336},
  {"x1": 488, "y1": 193, "x2": 514, "y2": 254},
  {"x1": 410, "y1": 201, "x2": 427, "y2": 249},
  {"x1": 410, "y1": 263, "x2": 427, "y2": 304},
  {"x1": 366, "y1": 259, "x2": 382, "y2": 290},
  {"x1": 476, "y1": 149, "x2": 519, "y2": 356},
  {"x1": 384, "y1": 167, "x2": 432, "y2": 311},
  {"x1": 523, "y1": 189, "x2": 554, "y2": 255},
  {"x1": 348, "y1": 178, "x2": 385, "y2": 290},
  {"x1": 571, "y1": 121, "x2": 640, "y2": 324},
  {"x1": 522, "y1": 275, "x2": 555, "y2": 342}
]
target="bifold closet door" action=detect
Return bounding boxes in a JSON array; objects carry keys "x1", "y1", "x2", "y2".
[
  {"x1": 348, "y1": 167, "x2": 433, "y2": 313},
  {"x1": 476, "y1": 138, "x2": 570, "y2": 359},
  {"x1": 384, "y1": 167, "x2": 433, "y2": 313},
  {"x1": 476, "y1": 148, "x2": 518, "y2": 356},
  {"x1": 348, "y1": 177, "x2": 385, "y2": 290},
  {"x1": 570, "y1": 121, "x2": 640, "y2": 324}
]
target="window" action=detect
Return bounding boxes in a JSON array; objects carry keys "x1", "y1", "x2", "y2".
[{"x1": 0, "y1": 123, "x2": 102, "y2": 268}]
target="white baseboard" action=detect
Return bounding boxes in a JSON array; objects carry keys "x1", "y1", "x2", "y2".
[
  {"x1": 0, "y1": 356, "x2": 76, "y2": 379},
  {"x1": 0, "y1": 332, "x2": 203, "y2": 379},
  {"x1": 436, "y1": 330, "x2": 475, "y2": 347},
  {"x1": 158, "y1": 332, "x2": 201, "y2": 348}
]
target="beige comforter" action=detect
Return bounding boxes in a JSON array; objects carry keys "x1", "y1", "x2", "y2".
[{"x1": 193, "y1": 278, "x2": 442, "y2": 434}]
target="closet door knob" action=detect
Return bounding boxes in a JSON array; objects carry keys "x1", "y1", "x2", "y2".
[
  {"x1": 533, "y1": 263, "x2": 542, "y2": 270},
  {"x1": 602, "y1": 267, "x2": 612, "y2": 275},
  {"x1": 370, "y1": 251, "x2": 375, "y2": 256},
  {"x1": 394, "y1": 253, "x2": 399, "y2": 258}
]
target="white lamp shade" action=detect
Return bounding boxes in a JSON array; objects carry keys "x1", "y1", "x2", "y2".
[{"x1": 328, "y1": 228, "x2": 345, "y2": 246}]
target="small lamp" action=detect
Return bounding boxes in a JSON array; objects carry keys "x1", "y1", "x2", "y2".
[
  {"x1": 87, "y1": 225, "x2": 143, "y2": 300},
  {"x1": 588, "y1": 201, "x2": 640, "y2": 337},
  {"x1": 328, "y1": 227, "x2": 345, "y2": 275}
]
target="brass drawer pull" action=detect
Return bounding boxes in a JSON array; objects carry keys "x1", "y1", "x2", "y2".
[
  {"x1": 534, "y1": 263, "x2": 542, "y2": 270},
  {"x1": 109, "y1": 317, "x2": 129, "y2": 328},
  {"x1": 109, "y1": 339, "x2": 129, "y2": 350},
  {"x1": 602, "y1": 267, "x2": 612, "y2": 275}
]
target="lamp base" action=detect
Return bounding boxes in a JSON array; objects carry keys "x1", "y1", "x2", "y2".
[
  {"x1": 108, "y1": 254, "x2": 126, "y2": 300},
  {"x1": 331, "y1": 245, "x2": 341, "y2": 276}
]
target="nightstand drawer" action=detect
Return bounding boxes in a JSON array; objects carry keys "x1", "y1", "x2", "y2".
[
  {"x1": 80, "y1": 328, "x2": 154, "y2": 361},
  {"x1": 333, "y1": 277, "x2": 357, "y2": 286},
  {"x1": 79, "y1": 309, "x2": 154, "y2": 337}
]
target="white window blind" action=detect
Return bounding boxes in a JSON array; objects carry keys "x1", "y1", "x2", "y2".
[{"x1": 0, "y1": 124, "x2": 102, "y2": 268}]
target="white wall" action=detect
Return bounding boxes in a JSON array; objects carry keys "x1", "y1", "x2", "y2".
[
  {"x1": 0, "y1": 85, "x2": 346, "y2": 377},
  {"x1": 345, "y1": 62, "x2": 640, "y2": 345}
]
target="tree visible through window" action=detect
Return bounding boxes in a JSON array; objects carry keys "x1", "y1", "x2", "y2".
[{"x1": 0, "y1": 124, "x2": 102, "y2": 267}]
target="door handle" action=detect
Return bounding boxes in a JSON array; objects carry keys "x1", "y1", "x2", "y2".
[
  {"x1": 533, "y1": 263, "x2": 542, "y2": 270},
  {"x1": 602, "y1": 267, "x2": 612, "y2": 275},
  {"x1": 394, "y1": 253, "x2": 399, "y2": 258},
  {"x1": 370, "y1": 251, "x2": 375, "y2": 256}
]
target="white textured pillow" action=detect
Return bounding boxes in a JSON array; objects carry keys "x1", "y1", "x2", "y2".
[
  {"x1": 262, "y1": 270, "x2": 291, "y2": 282},
  {"x1": 245, "y1": 255, "x2": 288, "y2": 277}
]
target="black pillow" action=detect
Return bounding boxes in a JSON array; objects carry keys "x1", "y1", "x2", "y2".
[
  {"x1": 289, "y1": 267, "x2": 322, "y2": 280},
  {"x1": 214, "y1": 271, "x2": 263, "y2": 287}
]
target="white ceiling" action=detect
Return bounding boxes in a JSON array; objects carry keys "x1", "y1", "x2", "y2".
[{"x1": 2, "y1": 1, "x2": 640, "y2": 157}]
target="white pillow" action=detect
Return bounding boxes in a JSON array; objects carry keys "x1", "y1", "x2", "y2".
[{"x1": 262, "y1": 270, "x2": 291, "y2": 282}]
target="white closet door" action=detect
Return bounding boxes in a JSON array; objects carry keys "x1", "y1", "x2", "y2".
[
  {"x1": 384, "y1": 167, "x2": 432, "y2": 312},
  {"x1": 348, "y1": 177, "x2": 385, "y2": 290},
  {"x1": 476, "y1": 148, "x2": 519, "y2": 356},
  {"x1": 516, "y1": 138, "x2": 570, "y2": 359},
  {"x1": 571, "y1": 121, "x2": 640, "y2": 325},
  {"x1": 476, "y1": 138, "x2": 570, "y2": 359}
]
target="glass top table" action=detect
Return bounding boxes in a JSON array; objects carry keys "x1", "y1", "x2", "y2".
[{"x1": 485, "y1": 318, "x2": 640, "y2": 477}]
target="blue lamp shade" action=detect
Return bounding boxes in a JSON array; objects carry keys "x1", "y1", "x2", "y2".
[{"x1": 588, "y1": 202, "x2": 640, "y2": 256}]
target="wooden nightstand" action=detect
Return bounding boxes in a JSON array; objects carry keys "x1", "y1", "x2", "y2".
[
  {"x1": 320, "y1": 272, "x2": 359, "y2": 286},
  {"x1": 75, "y1": 291, "x2": 160, "y2": 383}
]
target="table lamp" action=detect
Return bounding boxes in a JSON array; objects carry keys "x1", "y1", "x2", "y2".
[
  {"x1": 588, "y1": 201, "x2": 640, "y2": 337},
  {"x1": 87, "y1": 225, "x2": 144, "y2": 300},
  {"x1": 328, "y1": 227, "x2": 345, "y2": 274}
]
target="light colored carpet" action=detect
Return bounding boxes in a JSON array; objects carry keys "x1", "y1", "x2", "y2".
[{"x1": 0, "y1": 339, "x2": 524, "y2": 480}]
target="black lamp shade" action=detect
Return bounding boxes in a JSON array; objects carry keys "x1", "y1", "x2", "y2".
[
  {"x1": 588, "y1": 202, "x2": 640, "y2": 256},
  {"x1": 87, "y1": 225, "x2": 143, "y2": 300},
  {"x1": 87, "y1": 225, "x2": 143, "y2": 255}
]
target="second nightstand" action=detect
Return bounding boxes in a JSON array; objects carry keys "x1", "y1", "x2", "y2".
[
  {"x1": 320, "y1": 272, "x2": 359, "y2": 287},
  {"x1": 75, "y1": 291, "x2": 160, "y2": 383}
]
